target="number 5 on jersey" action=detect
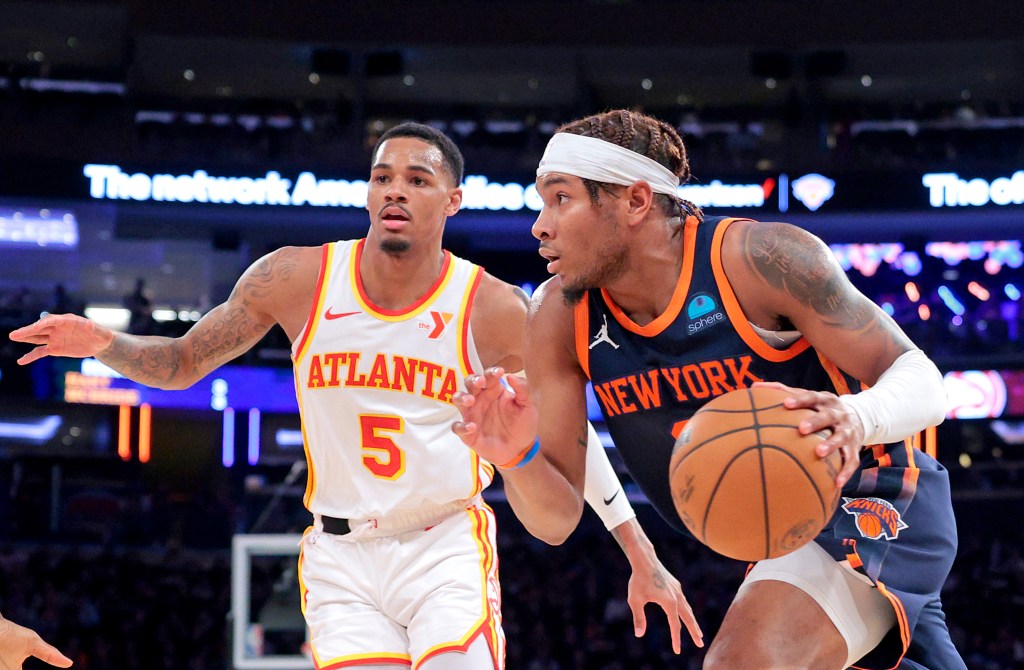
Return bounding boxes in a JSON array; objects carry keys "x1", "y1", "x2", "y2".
[{"x1": 359, "y1": 414, "x2": 406, "y2": 480}]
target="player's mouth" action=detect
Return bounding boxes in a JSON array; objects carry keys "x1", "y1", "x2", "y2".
[
  {"x1": 539, "y1": 246, "x2": 561, "y2": 274},
  {"x1": 380, "y1": 206, "x2": 411, "y2": 230}
]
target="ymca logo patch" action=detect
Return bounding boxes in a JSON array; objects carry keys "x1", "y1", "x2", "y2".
[
  {"x1": 841, "y1": 497, "x2": 908, "y2": 541},
  {"x1": 416, "y1": 311, "x2": 454, "y2": 339}
]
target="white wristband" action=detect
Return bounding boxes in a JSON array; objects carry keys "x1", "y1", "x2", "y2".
[
  {"x1": 838, "y1": 349, "x2": 947, "y2": 446},
  {"x1": 583, "y1": 423, "x2": 636, "y2": 530}
]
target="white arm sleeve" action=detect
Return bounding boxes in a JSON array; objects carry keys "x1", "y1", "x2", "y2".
[
  {"x1": 838, "y1": 349, "x2": 947, "y2": 446},
  {"x1": 583, "y1": 423, "x2": 636, "y2": 530}
]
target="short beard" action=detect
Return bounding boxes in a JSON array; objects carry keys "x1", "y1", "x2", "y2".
[
  {"x1": 561, "y1": 285, "x2": 587, "y2": 307},
  {"x1": 559, "y1": 244, "x2": 628, "y2": 307},
  {"x1": 379, "y1": 238, "x2": 411, "y2": 255}
]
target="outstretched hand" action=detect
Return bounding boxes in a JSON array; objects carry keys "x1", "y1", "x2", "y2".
[
  {"x1": 0, "y1": 614, "x2": 73, "y2": 669},
  {"x1": 452, "y1": 368, "x2": 539, "y2": 467},
  {"x1": 753, "y1": 380, "x2": 863, "y2": 486},
  {"x1": 8, "y1": 314, "x2": 114, "y2": 366},
  {"x1": 626, "y1": 541, "x2": 704, "y2": 654}
]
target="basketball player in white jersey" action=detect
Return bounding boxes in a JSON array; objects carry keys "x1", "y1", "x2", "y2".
[
  {"x1": 10, "y1": 123, "x2": 702, "y2": 668},
  {"x1": 0, "y1": 612, "x2": 73, "y2": 668}
]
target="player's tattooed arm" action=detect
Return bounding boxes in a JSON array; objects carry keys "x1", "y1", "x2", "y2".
[
  {"x1": 741, "y1": 222, "x2": 910, "y2": 352},
  {"x1": 512, "y1": 286, "x2": 530, "y2": 310},
  {"x1": 97, "y1": 250, "x2": 288, "y2": 389}
]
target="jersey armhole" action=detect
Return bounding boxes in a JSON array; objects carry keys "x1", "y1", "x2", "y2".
[
  {"x1": 573, "y1": 296, "x2": 591, "y2": 380},
  {"x1": 292, "y1": 243, "x2": 333, "y2": 362},
  {"x1": 711, "y1": 218, "x2": 812, "y2": 362},
  {"x1": 458, "y1": 265, "x2": 484, "y2": 377}
]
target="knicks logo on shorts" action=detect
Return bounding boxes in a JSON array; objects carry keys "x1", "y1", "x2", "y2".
[{"x1": 841, "y1": 497, "x2": 908, "y2": 541}]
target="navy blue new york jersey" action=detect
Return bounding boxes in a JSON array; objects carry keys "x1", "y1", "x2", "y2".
[
  {"x1": 577, "y1": 215, "x2": 848, "y2": 533},
  {"x1": 575, "y1": 215, "x2": 964, "y2": 670}
]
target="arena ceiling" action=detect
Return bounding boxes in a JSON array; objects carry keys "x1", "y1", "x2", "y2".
[{"x1": 1, "y1": 0, "x2": 1022, "y2": 113}]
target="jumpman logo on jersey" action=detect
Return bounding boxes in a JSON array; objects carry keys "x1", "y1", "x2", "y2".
[{"x1": 590, "y1": 315, "x2": 619, "y2": 350}]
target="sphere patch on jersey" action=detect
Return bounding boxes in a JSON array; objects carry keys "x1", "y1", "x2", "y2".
[{"x1": 686, "y1": 293, "x2": 718, "y2": 319}]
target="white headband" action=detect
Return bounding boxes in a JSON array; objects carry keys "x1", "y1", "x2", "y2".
[{"x1": 536, "y1": 132, "x2": 680, "y2": 196}]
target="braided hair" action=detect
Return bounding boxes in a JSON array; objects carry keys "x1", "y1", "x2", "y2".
[{"x1": 555, "y1": 109, "x2": 703, "y2": 223}]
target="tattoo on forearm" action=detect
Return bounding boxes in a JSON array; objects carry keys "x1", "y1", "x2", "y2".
[
  {"x1": 99, "y1": 250, "x2": 287, "y2": 387},
  {"x1": 189, "y1": 303, "x2": 265, "y2": 374},
  {"x1": 100, "y1": 335, "x2": 182, "y2": 386}
]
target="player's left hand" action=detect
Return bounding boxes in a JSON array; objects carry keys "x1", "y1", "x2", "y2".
[
  {"x1": 753, "y1": 381, "x2": 863, "y2": 486},
  {"x1": 627, "y1": 549, "x2": 704, "y2": 654},
  {"x1": 0, "y1": 613, "x2": 73, "y2": 669}
]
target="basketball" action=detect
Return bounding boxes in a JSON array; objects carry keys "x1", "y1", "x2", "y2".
[{"x1": 669, "y1": 386, "x2": 842, "y2": 562}]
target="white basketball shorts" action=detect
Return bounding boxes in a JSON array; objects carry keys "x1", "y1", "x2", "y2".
[{"x1": 298, "y1": 498, "x2": 504, "y2": 669}]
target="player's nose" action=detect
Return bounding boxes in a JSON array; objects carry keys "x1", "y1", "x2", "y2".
[
  {"x1": 531, "y1": 213, "x2": 552, "y2": 240},
  {"x1": 384, "y1": 180, "x2": 409, "y2": 202}
]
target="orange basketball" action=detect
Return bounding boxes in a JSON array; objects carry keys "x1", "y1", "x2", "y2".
[{"x1": 669, "y1": 386, "x2": 842, "y2": 562}]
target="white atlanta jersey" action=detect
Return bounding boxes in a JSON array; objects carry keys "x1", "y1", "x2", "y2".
[{"x1": 291, "y1": 239, "x2": 493, "y2": 519}]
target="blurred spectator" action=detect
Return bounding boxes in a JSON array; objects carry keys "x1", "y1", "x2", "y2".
[
  {"x1": 50, "y1": 284, "x2": 83, "y2": 316},
  {"x1": 123, "y1": 278, "x2": 154, "y2": 336}
]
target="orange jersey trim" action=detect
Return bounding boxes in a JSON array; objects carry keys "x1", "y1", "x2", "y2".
[
  {"x1": 293, "y1": 370, "x2": 318, "y2": 508},
  {"x1": 352, "y1": 239, "x2": 454, "y2": 321},
  {"x1": 816, "y1": 351, "x2": 852, "y2": 395},
  {"x1": 292, "y1": 245, "x2": 333, "y2": 508},
  {"x1": 294, "y1": 243, "x2": 334, "y2": 362},
  {"x1": 711, "y1": 218, "x2": 812, "y2": 362},
  {"x1": 573, "y1": 296, "x2": 591, "y2": 380},
  {"x1": 457, "y1": 266, "x2": 485, "y2": 498},
  {"x1": 843, "y1": 544, "x2": 909, "y2": 670},
  {"x1": 416, "y1": 622, "x2": 489, "y2": 670},
  {"x1": 297, "y1": 527, "x2": 312, "y2": 617},
  {"x1": 317, "y1": 654, "x2": 412, "y2": 669},
  {"x1": 600, "y1": 214, "x2": 700, "y2": 337},
  {"x1": 458, "y1": 266, "x2": 483, "y2": 378},
  {"x1": 866, "y1": 581, "x2": 912, "y2": 670},
  {"x1": 923, "y1": 425, "x2": 937, "y2": 458}
]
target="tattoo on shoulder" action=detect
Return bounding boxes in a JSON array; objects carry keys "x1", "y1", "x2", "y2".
[
  {"x1": 512, "y1": 286, "x2": 530, "y2": 310},
  {"x1": 231, "y1": 249, "x2": 297, "y2": 302},
  {"x1": 742, "y1": 224, "x2": 877, "y2": 332}
]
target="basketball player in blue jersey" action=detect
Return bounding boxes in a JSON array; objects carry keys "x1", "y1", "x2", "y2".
[
  {"x1": 0, "y1": 612, "x2": 72, "y2": 668},
  {"x1": 10, "y1": 122, "x2": 701, "y2": 668},
  {"x1": 453, "y1": 109, "x2": 966, "y2": 669}
]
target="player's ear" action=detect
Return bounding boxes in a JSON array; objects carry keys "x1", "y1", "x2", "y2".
[
  {"x1": 624, "y1": 181, "x2": 654, "y2": 223},
  {"x1": 445, "y1": 187, "x2": 462, "y2": 216}
]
